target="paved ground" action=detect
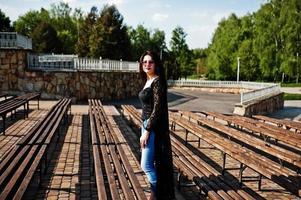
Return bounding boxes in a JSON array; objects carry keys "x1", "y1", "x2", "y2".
[
  {"x1": 105, "y1": 87, "x2": 301, "y2": 120},
  {"x1": 104, "y1": 87, "x2": 240, "y2": 114}
]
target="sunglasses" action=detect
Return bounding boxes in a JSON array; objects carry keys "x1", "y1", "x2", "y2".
[{"x1": 142, "y1": 60, "x2": 154, "y2": 64}]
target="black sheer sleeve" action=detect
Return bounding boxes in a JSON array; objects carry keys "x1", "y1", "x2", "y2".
[{"x1": 144, "y1": 79, "x2": 163, "y2": 132}]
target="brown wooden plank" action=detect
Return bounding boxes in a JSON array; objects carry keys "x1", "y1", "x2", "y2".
[
  {"x1": 180, "y1": 111, "x2": 301, "y2": 168},
  {"x1": 90, "y1": 100, "x2": 120, "y2": 200},
  {"x1": 170, "y1": 113, "x2": 301, "y2": 197},
  {"x1": 0, "y1": 146, "x2": 38, "y2": 199},
  {"x1": 99, "y1": 103, "x2": 146, "y2": 200}
]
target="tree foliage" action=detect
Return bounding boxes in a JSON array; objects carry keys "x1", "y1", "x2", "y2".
[
  {"x1": 0, "y1": 9, "x2": 13, "y2": 31},
  {"x1": 14, "y1": 8, "x2": 50, "y2": 36},
  {"x1": 75, "y1": 7, "x2": 98, "y2": 57},
  {"x1": 89, "y1": 4, "x2": 131, "y2": 59},
  {"x1": 31, "y1": 22, "x2": 62, "y2": 53},
  {"x1": 207, "y1": 0, "x2": 301, "y2": 82},
  {"x1": 170, "y1": 26, "x2": 194, "y2": 79}
]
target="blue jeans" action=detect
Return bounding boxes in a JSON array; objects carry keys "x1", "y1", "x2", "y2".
[{"x1": 141, "y1": 119, "x2": 157, "y2": 193}]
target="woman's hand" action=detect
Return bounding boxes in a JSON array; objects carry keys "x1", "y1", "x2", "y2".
[{"x1": 140, "y1": 130, "x2": 150, "y2": 149}]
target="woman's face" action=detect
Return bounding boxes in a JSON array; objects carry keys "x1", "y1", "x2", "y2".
[{"x1": 142, "y1": 55, "x2": 155, "y2": 76}]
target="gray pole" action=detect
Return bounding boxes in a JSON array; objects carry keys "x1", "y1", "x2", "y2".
[
  {"x1": 237, "y1": 57, "x2": 240, "y2": 83},
  {"x1": 297, "y1": 52, "x2": 299, "y2": 83}
]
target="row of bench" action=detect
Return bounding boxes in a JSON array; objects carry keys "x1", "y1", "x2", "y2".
[
  {"x1": 0, "y1": 93, "x2": 40, "y2": 134},
  {"x1": 0, "y1": 98, "x2": 71, "y2": 199},
  {"x1": 169, "y1": 111, "x2": 301, "y2": 197},
  {"x1": 121, "y1": 105, "x2": 257, "y2": 200},
  {"x1": 253, "y1": 114, "x2": 301, "y2": 133},
  {"x1": 201, "y1": 111, "x2": 301, "y2": 150},
  {"x1": 88, "y1": 99, "x2": 146, "y2": 200}
]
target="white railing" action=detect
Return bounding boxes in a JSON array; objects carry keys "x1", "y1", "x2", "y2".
[
  {"x1": 28, "y1": 54, "x2": 75, "y2": 70},
  {"x1": 240, "y1": 84, "x2": 281, "y2": 104},
  {"x1": 74, "y1": 58, "x2": 139, "y2": 71},
  {"x1": 167, "y1": 79, "x2": 281, "y2": 104},
  {"x1": 0, "y1": 32, "x2": 32, "y2": 49},
  {"x1": 168, "y1": 80, "x2": 241, "y2": 88},
  {"x1": 27, "y1": 54, "x2": 139, "y2": 72}
]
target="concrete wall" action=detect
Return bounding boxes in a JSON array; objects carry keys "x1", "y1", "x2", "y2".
[{"x1": 0, "y1": 49, "x2": 142, "y2": 101}]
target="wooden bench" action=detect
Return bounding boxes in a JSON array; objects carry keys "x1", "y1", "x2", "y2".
[
  {"x1": 253, "y1": 115, "x2": 301, "y2": 133},
  {"x1": 179, "y1": 111, "x2": 301, "y2": 170},
  {"x1": 89, "y1": 99, "x2": 146, "y2": 200},
  {"x1": 15, "y1": 92, "x2": 41, "y2": 110},
  {"x1": 0, "y1": 98, "x2": 71, "y2": 200},
  {"x1": 121, "y1": 105, "x2": 256, "y2": 200},
  {"x1": 0, "y1": 93, "x2": 40, "y2": 135},
  {"x1": 169, "y1": 112, "x2": 301, "y2": 197},
  {"x1": 201, "y1": 111, "x2": 301, "y2": 150}
]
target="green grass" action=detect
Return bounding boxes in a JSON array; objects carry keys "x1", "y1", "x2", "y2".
[
  {"x1": 187, "y1": 74, "x2": 202, "y2": 79},
  {"x1": 284, "y1": 93, "x2": 301, "y2": 100},
  {"x1": 281, "y1": 83, "x2": 301, "y2": 87}
]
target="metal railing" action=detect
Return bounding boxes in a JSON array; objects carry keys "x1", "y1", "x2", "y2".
[
  {"x1": 27, "y1": 54, "x2": 139, "y2": 72},
  {"x1": 0, "y1": 32, "x2": 32, "y2": 49},
  {"x1": 167, "y1": 79, "x2": 281, "y2": 104}
]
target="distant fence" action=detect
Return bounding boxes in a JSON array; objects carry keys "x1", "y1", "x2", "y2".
[
  {"x1": 167, "y1": 79, "x2": 281, "y2": 104},
  {"x1": 27, "y1": 54, "x2": 139, "y2": 72},
  {"x1": 0, "y1": 32, "x2": 32, "y2": 49}
]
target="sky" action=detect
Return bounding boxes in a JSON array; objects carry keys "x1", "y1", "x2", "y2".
[{"x1": 0, "y1": 0, "x2": 266, "y2": 49}]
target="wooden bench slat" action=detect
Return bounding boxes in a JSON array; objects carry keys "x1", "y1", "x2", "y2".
[
  {"x1": 0, "y1": 98, "x2": 71, "y2": 199},
  {"x1": 13, "y1": 145, "x2": 47, "y2": 200},
  {"x1": 0, "y1": 146, "x2": 38, "y2": 199},
  {"x1": 89, "y1": 100, "x2": 146, "y2": 200},
  {"x1": 170, "y1": 113, "x2": 301, "y2": 197},
  {"x1": 202, "y1": 111, "x2": 301, "y2": 149},
  {"x1": 90, "y1": 100, "x2": 121, "y2": 200},
  {"x1": 180, "y1": 111, "x2": 301, "y2": 168}
]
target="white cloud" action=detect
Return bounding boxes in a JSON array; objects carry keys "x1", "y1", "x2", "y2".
[
  {"x1": 62, "y1": 0, "x2": 76, "y2": 3},
  {"x1": 148, "y1": 1, "x2": 171, "y2": 9},
  {"x1": 184, "y1": 10, "x2": 232, "y2": 48},
  {"x1": 152, "y1": 13, "x2": 168, "y2": 22},
  {"x1": 107, "y1": 0, "x2": 123, "y2": 6}
]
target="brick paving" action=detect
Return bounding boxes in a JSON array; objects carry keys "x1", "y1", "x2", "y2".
[{"x1": 35, "y1": 114, "x2": 97, "y2": 200}]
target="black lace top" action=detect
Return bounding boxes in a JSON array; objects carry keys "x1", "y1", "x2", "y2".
[{"x1": 138, "y1": 78, "x2": 168, "y2": 132}]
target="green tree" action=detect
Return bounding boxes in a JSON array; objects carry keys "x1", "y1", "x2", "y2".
[
  {"x1": 170, "y1": 26, "x2": 194, "y2": 79},
  {"x1": 279, "y1": 0, "x2": 301, "y2": 82},
  {"x1": 207, "y1": 14, "x2": 241, "y2": 80},
  {"x1": 75, "y1": 6, "x2": 98, "y2": 57},
  {"x1": 49, "y1": 2, "x2": 82, "y2": 53},
  {"x1": 254, "y1": 0, "x2": 284, "y2": 81},
  {"x1": 0, "y1": 9, "x2": 13, "y2": 31},
  {"x1": 193, "y1": 48, "x2": 208, "y2": 77},
  {"x1": 89, "y1": 4, "x2": 131, "y2": 60},
  {"x1": 150, "y1": 29, "x2": 166, "y2": 59},
  {"x1": 31, "y1": 21, "x2": 62, "y2": 53},
  {"x1": 128, "y1": 25, "x2": 151, "y2": 60},
  {"x1": 14, "y1": 8, "x2": 50, "y2": 36}
]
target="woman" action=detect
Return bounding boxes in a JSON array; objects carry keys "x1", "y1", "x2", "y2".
[{"x1": 138, "y1": 50, "x2": 175, "y2": 200}]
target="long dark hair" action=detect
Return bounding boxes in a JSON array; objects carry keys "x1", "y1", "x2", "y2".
[{"x1": 139, "y1": 50, "x2": 167, "y2": 89}]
